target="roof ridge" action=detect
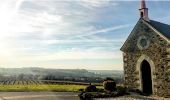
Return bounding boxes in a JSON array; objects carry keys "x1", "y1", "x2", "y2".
[
  {"x1": 150, "y1": 20, "x2": 170, "y2": 26},
  {"x1": 146, "y1": 19, "x2": 170, "y2": 39}
]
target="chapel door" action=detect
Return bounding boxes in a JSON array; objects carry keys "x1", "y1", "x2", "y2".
[{"x1": 141, "y1": 60, "x2": 153, "y2": 95}]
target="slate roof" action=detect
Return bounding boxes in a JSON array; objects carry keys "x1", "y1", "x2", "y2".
[{"x1": 147, "y1": 20, "x2": 170, "y2": 39}]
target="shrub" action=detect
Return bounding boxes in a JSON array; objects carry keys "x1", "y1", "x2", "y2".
[
  {"x1": 96, "y1": 88, "x2": 104, "y2": 92},
  {"x1": 103, "y1": 77, "x2": 116, "y2": 92},
  {"x1": 85, "y1": 85, "x2": 97, "y2": 92},
  {"x1": 79, "y1": 89, "x2": 84, "y2": 92},
  {"x1": 128, "y1": 88, "x2": 143, "y2": 95},
  {"x1": 116, "y1": 86, "x2": 129, "y2": 96},
  {"x1": 78, "y1": 92, "x2": 93, "y2": 100},
  {"x1": 135, "y1": 89, "x2": 143, "y2": 95}
]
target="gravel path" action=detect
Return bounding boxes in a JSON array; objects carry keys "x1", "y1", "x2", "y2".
[
  {"x1": 95, "y1": 94, "x2": 170, "y2": 100},
  {"x1": 0, "y1": 92, "x2": 79, "y2": 100}
]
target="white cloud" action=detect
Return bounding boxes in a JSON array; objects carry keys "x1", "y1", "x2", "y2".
[
  {"x1": 155, "y1": 15, "x2": 170, "y2": 24},
  {"x1": 0, "y1": 0, "x2": 121, "y2": 40},
  {"x1": 79, "y1": 0, "x2": 118, "y2": 8},
  {"x1": 0, "y1": 0, "x2": 123, "y2": 69},
  {"x1": 0, "y1": 0, "x2": 24, "y2": 38},
  {"x1": 16, "y1": 47, "x2": 122, "y2": 61},
  {"x1": 43, "y1": 39, "x2": 124, "y2": 45},
  {"x1": 73, "y1": 24, "x2": 130, "y2": 38},
  {"x1": 11, "y1": 11, "x2": 66, "y2": 37}
]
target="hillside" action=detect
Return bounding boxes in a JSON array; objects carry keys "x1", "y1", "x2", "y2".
[{"x1": 0, "y1": 68, "x2": 123, "y2": 83}]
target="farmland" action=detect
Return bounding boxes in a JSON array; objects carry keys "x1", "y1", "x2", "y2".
[
  {"x1": 0, "y1": 80, "x2": 102, "y2": 92},
  {"x1": 0, "y1": 68, "x2": 122, "y2": 92},
  {"x1": 0, "y1": 80, "x2": 102, "y2": 85}
]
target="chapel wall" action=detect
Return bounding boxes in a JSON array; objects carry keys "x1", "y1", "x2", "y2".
[{"x1": 123, "y1": 21, "x2": 170, "y2": 97}]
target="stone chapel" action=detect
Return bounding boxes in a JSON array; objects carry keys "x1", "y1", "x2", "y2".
[{"x1": 121, "y1": 0, "x2": 170, "y2": 97}]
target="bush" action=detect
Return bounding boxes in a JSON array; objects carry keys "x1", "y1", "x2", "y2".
[
  {"x1": 116, "y1": 86, "x2": 129, "y2": 96},
  {"x1": 85, "y1": 85, "x2": 97, "y2": 92},
  {"x1": 103, "y1": 77, "x2": 116, "y2": 92},
  {"x1": 78, "y1": 92, "x2": 93, "y2": 100},
  {"x1": 79, "y1": 89, "x2": 84, "y2": 92},
  {"x1": 128, "y1": 88, "x2": 143, "y2": 95},
  {"x1": 96, "y1": 88, "x2": 104, "y2": 92}
]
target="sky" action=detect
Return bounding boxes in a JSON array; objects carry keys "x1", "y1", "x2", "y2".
[{"x1": 0, "y1": 0, "x2": 169, "y2": 70}]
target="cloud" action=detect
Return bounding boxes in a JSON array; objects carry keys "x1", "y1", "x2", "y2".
[
  {"x1": 155, "y1": 15, "x2": 170, "y2": 24},
  {"x1": 79, "y1": 0, "x2": 118, "y2": 8},
  {"x1": 0, "y1": 0, "x2": 24, "y2": 38},
  {"x1": 73, "y1": 24, "x2": 130, "y2": 38},
  {"x1": 1, "y1": 0, "x2": 121, "y2": 40},
  {"x1": 0, "y1": 0, "x2": 124, "y2": 69},
  {"x1": 14, "y1": 47, "x2": 122, "y2": 62},
  {"x1": 43, "y1": 39, "x2": 124, "y2": 45}
]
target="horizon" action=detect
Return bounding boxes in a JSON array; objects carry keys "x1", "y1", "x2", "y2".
[
  {"x1": 0, "y1": 0, "x2": 169, "y2": 70},
  {"x1": 0, "y1": 67, "x2": 123, "y2": 71}
]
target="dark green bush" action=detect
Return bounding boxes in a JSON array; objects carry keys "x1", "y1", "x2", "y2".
[
  {"x1": 135, "y1": 89, "x2": 143, "y2": 95},
  {"x1": 85, "y1": 85, "x2": 97, "y2": 92},
  {"x1": 79, "y1": 89, "x2": 84, "y2": 92},
  {"x1": 96, "y1": 88, "x2": 104, "y2": 92},
  {"x1": 103, "y1": 77, "x2": 116, "y2": 92},
  {"x1": 116, "y1": 86, "x2": 129, "y2": 96},
  {"x1": 79, "y1": 92, "x2": 93, "y2": 100}
]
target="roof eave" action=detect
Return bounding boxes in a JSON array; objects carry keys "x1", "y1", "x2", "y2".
[{"x1": 120, "y1": 18, "x2": 143, "y2": 51}]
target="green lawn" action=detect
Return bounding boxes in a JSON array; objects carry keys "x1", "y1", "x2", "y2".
[{"x1": 0, "y1": 84, "x2": 88, "y2": 92}]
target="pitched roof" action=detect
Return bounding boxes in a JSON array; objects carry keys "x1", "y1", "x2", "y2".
[
  {"x1": 120, "y1": 19, "x2": 170, "y2": 51},
  {"x1": 147, "y1": 20, "x2": 170, "y2": 39}
]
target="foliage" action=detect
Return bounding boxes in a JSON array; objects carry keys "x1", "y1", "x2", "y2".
[
  {"x1": 85, "y1": 85, "x2": 97, "y2": 92},
  {"x1": 79, "y1": 86, "x2": 129, "y2": 99},
  {"x1": 128, "y1": 88, "x2": 143, "y2": 95},
  {"x1": 116, "y1": 86, "x2": 129, "y2": 96},
  {"x1": 103, "y1": 77, "x2": 116, "y2": 92}
]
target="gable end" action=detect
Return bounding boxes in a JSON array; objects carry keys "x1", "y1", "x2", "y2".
[{"x1": 121, "y1": 19, "x2": 170, "y2": 52}]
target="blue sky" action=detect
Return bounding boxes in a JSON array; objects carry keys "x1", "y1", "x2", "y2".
[{"x1": 0, "y1": 0, "x2": 170, "y2": 70}]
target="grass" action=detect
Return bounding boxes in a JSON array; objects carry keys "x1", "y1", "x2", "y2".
[
  {"x1": 0, "y1": 84, "x2": 103, "y2": 92},
  {"x1": 0, "y1": 84, "x2": 87, "y2": 92}
]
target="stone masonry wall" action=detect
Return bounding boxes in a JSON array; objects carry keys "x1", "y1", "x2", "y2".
[{"x1": 122, "y1": 20, "x2": 170, "y2": 97}]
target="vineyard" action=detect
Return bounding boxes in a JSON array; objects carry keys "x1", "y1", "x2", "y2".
[
  {"x1": 0, "y1": 68, "x2": 117, "y2": 92},
  {"x1": 0, "y1": 80, "x2": 42, "y2": 85},
  {"x1": 0, "y1": 80, "x2": 103, "y2": 92},
  {"x1": 0, "y1": 80, "x2": 102, "y2": 85}
]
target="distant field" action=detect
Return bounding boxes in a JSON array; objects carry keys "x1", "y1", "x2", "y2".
[{"x1": 0, "y1": 80, "x2": 103, "y2": 92}]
